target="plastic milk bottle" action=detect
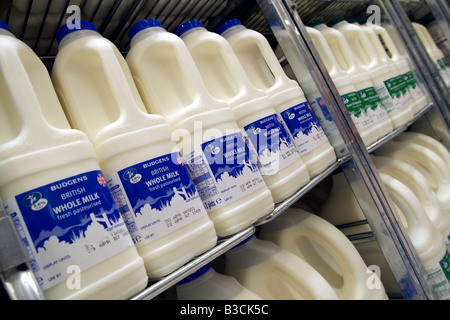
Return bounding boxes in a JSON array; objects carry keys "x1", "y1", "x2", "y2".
[
  {"x1": 306, "y1": 26, "x2": 379, "y2": 146},
  {"x1": 374, "y1": 140, "x2": 450, "y2": 213},
  {"x1": 216, "y1": 18, "x2": 337, "y2": 178},
  {"x1": 394, "y1": 131, "x2": 450, "y2": 168},
  {"x1": 378, "y1": 173, "x2": 450, "y2": 300},
  {"x1": 0, "y1": 20, "x2": 148, "y2": 300},
  {"x1": 175, "y1": 20, "x2": 311, "y2": 203},
  {"x1": 412, "y1": 22, "x2": 450, "y2": 88},
  {"x1": 311, "y1": 19, "x2": 393, "y2": 139},
  {"x1": 258, "y1": 208, "x2": 388, "y2": 300},
  {"x1": 175, "y1": 263, "x2": 263, "y2": 300},
  {"x1": 51, "y1": 20, "x2": 218, "y2": 279},
  {"x1": 373, "y1": 156, "x2": 450, "y2": 253},
  {"x1": 126, "y1": 19, "x2": 275, "y2": 236},
  {"x1": 323, "y1": 18, "x2": 414, "y2": 129},
  {"x1": 223, "y1": 235, "x2": 339, "y2": 300},
  {"x1": 365, "y1": 21, "x2": 428, "y2": 114}
]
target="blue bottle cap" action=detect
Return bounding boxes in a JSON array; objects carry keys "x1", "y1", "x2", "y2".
[
  {"x1": 174, "y1": 20, "x2": 204, "y2": 37},
  {"x1": 56, "y1": 20, "x2": 98, "y2": 44},
  {"x1": 128, "y1": 19, "x2": 163, "y2": 41},
  {"x1": 0, "y1": 19, "x2": 10, "y2": 32},
  {"x1": 216, "y1": 18, "x2": 242, "y2": 35},
  {"x1": 231, "y1": 234, "x2": 254, "y2": 250},
  {"x1": 177, "y1": 264, "x2": 211, "y2": 285}
]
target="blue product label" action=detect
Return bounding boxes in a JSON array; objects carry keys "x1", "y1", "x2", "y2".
[
  {"x1": 184, "y1": 132, "x2": 265, "y2": 212},
  {"x1": 244, "y1": 114, "x2": 300, "y2": 176},
  {"x1": 5, "y1": 170, "x2": 133, "y2": 291},
  {"x1": 107, "y1": 152, "x2": 207, "y2": 246},
  {"x1": 280, "y1": 101, "x2": 327, "y2": 155}
]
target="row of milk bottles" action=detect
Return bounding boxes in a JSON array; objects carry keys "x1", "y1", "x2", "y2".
[
  {"x1": 318, "y1": 130, "x2": 450, "y2": 300},
  {"x1": 174, "y1": 208, "x2": 388, "y2": 300},
  {"x1": 0, "y1": 16, "x2": 338, "y2": 300},
  {"x1": 300, "y1": 17, "x2": 430, "y2": 147}
]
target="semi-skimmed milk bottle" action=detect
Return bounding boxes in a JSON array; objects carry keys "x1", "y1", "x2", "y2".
[
  {"x1": 223, "y1": 235, "x2": 339, "y2": 300},
  {"x1": 372, "y1": 156, "x2": 450, "y2": 253},
  {"x1": 51, "y1": 20, "x2": 218, "y2": 279},
  {"x1": 258, "y1": 208, "x2": 388, "y2": 300},
  {"x1": 0, "y1": 20, "x2": 148, "y2": 299},
  {"x1": 378, "y1": 173, "x2": 450, "y2": 300},
  {"x1": 216, "y1": 18, "x2": 336, "y2": 178},
  {"x1": 374, "y1": 139, "x2": 450, "y2": 213},
  {"x1": 412, "y1": 22, "x2": 450, "y2": 88},
  {"x1": 322, "y1": 18, "x2": 414, "y2": 129},
  {"x1": 175, "y1": 263, "x2": 263, "y2": 300},
  {"x1": 174, "y1": 20, "x2": 311, "y2": 203},
  {"x1": 311, "y1": 19, "x2": 393, "y2": 140},
  {"x1": 306, "y1": 26, "x2": 379, "y2": 146},
  {"x1": 126, "y1": 19, "x2": 274, "y2": 236},
  {"x1": 364, "y1": 21, "x2": 428, "y2": 114}
]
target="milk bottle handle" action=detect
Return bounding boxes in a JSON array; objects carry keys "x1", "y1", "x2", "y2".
[
  {"x1": 294, "y1": 212, "x2": 368, "y2": 277},
  {"x1": 0, "y1": 44, "x2": 61, "y2": 144},
  {"x1": 372, "y1": 26, "x2": 401, "y2": 61},
  {"x1": 306, "y1": 27, "x2": 341, "y2": 76},
  {"x1": 379, "y1": 172, "x2": 430, "y2": 231},
  {"x1": 375, "y1": 157, "x2": 435, "y2": 206},
  {"x1": 404, "y1": 143, "x2": 450, "y2": 190}
]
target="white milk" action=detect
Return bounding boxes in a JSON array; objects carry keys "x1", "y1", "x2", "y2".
[
  {"x1": 379, "y1": 173, "x2": 450, "y2": 300},
  {"x1": 175, "y1": 263, "x2": 263, "y2": 300},
  {"x1": 216, "y1": 19, "x2": 336, "y2": 178},
  {"x1": 412, "y1": 22, "x2": 450, "y2": 88},
  {"x1": 374, "y1": 140, "x2": 450, "y2": 213},
  {"x1": 126, "y1": 19, "x2": 274, "y2": 236},
  {"x1": 373, "y1": 156, "x2": 450, "y2": 253},
  {"x1": 0, "y1": 20, "x2": 147, "y2": 300},
  {"x1": 394, "y1": 131, "x2": 450, "y2": 168},
  {"x1": 223, "y1": 235, "x2": 339, "y2": 300},
  {"x1": 320, "y1": 19, "x2": 414, "y2": 129},
  {"x1": 366, "y1": 22, "x2": 428, "y2": 114},
  {"x1": 174, "y1": 20, "x2": 311, "y2": 203},
  {"x1": 306, "y1": 26, "x2": 379, "y2": 146},
  {"x1": 258, "y1": 208, "x2": 388, "y2": 300},
  {"x1": 51, "y1": 20, "x2": 218, "y2": 279},
  {"x1": 312, "y1": 19, "x2": 393, "y2": 140}
]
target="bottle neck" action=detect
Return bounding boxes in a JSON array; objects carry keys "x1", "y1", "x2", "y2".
[
  {"x1": 220, "y1": 25, "x2": 246, "y2": 39},
  {"x1": 58, "y1": 29, "x2": 99, "y2": 50},
  {"x1": 178, "y1": 26, "x2": 205, "y2": 39},
  {"x1": 0, "y1": 29, "x2": 14, "y2": 37},
  {"x1": 129, "y1": 26, "x2": 167, "y2": 47}
]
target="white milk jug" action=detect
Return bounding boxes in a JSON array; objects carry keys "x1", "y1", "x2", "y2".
[
  {"x1": 379, "y1": 173, "x2": 450, "y2": 300},
  {"x1": 365, "y1": 22, "x2": 428, "y2": 114},
  {"x1": 306, "y1": 26, "x2": 379, "y2": 146},
  {"x1": 51, "y1": 20, "x2": 218, "y2": 279},
  {"x1": 412, "y1": 22, "x2": 450, "y2": 88},
  {"x1": 374, "y1": 140, "x2": 450, "y2": 213},
  {"x1": 126, "y1": 19, "x2": 274, "y2": 236},
  {"x1": 311, "y1": 19, "x2": 393, "y2": 140},
  {"x1": 216, "y1": 18, "x2": 336, "y2": 178},
  {"x1": 394, "y1": 131, "x2": 450, "y2": 168},
  {"x1": 175, "y1": 263, "x2": 263, "y2": 300},
  {"x1": 258, "y1": 208, "x2": 388, "y2": 300},
  {"x1": 223, "y1": 235, "x2": 339, "y2": 300},
  {"x1": 321, "y1": 18, "x2": 414, "y2": 129},
  {"x1": 0, "y1": 20, "x2": 148, "y2": 300},
  {"x1": 174, "y1": 20, "x2": 311, "y2": 203},
  {"x1": 372, "y1": 156, "x2": 450, "y2": 252}
]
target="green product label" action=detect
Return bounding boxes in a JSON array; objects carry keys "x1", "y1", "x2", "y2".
[
  {"x1": 426, "y1": 251, "x2": 450, "y2": 300},
  {"x1": 357, "y1": 87, "x2": 382, "y2": 112},
  {"x1": 341, "y1": 91, "x2": 364, "y2": 117},
  {"x1": 402, "y1": 71, "x2": 417, "y2": 91},
  {"x1": 384, "y1": 76, "x2": 404, "y2": 100},
  {"x1": 341, "y1": 91, "x2": 371, "y2": 131}
]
